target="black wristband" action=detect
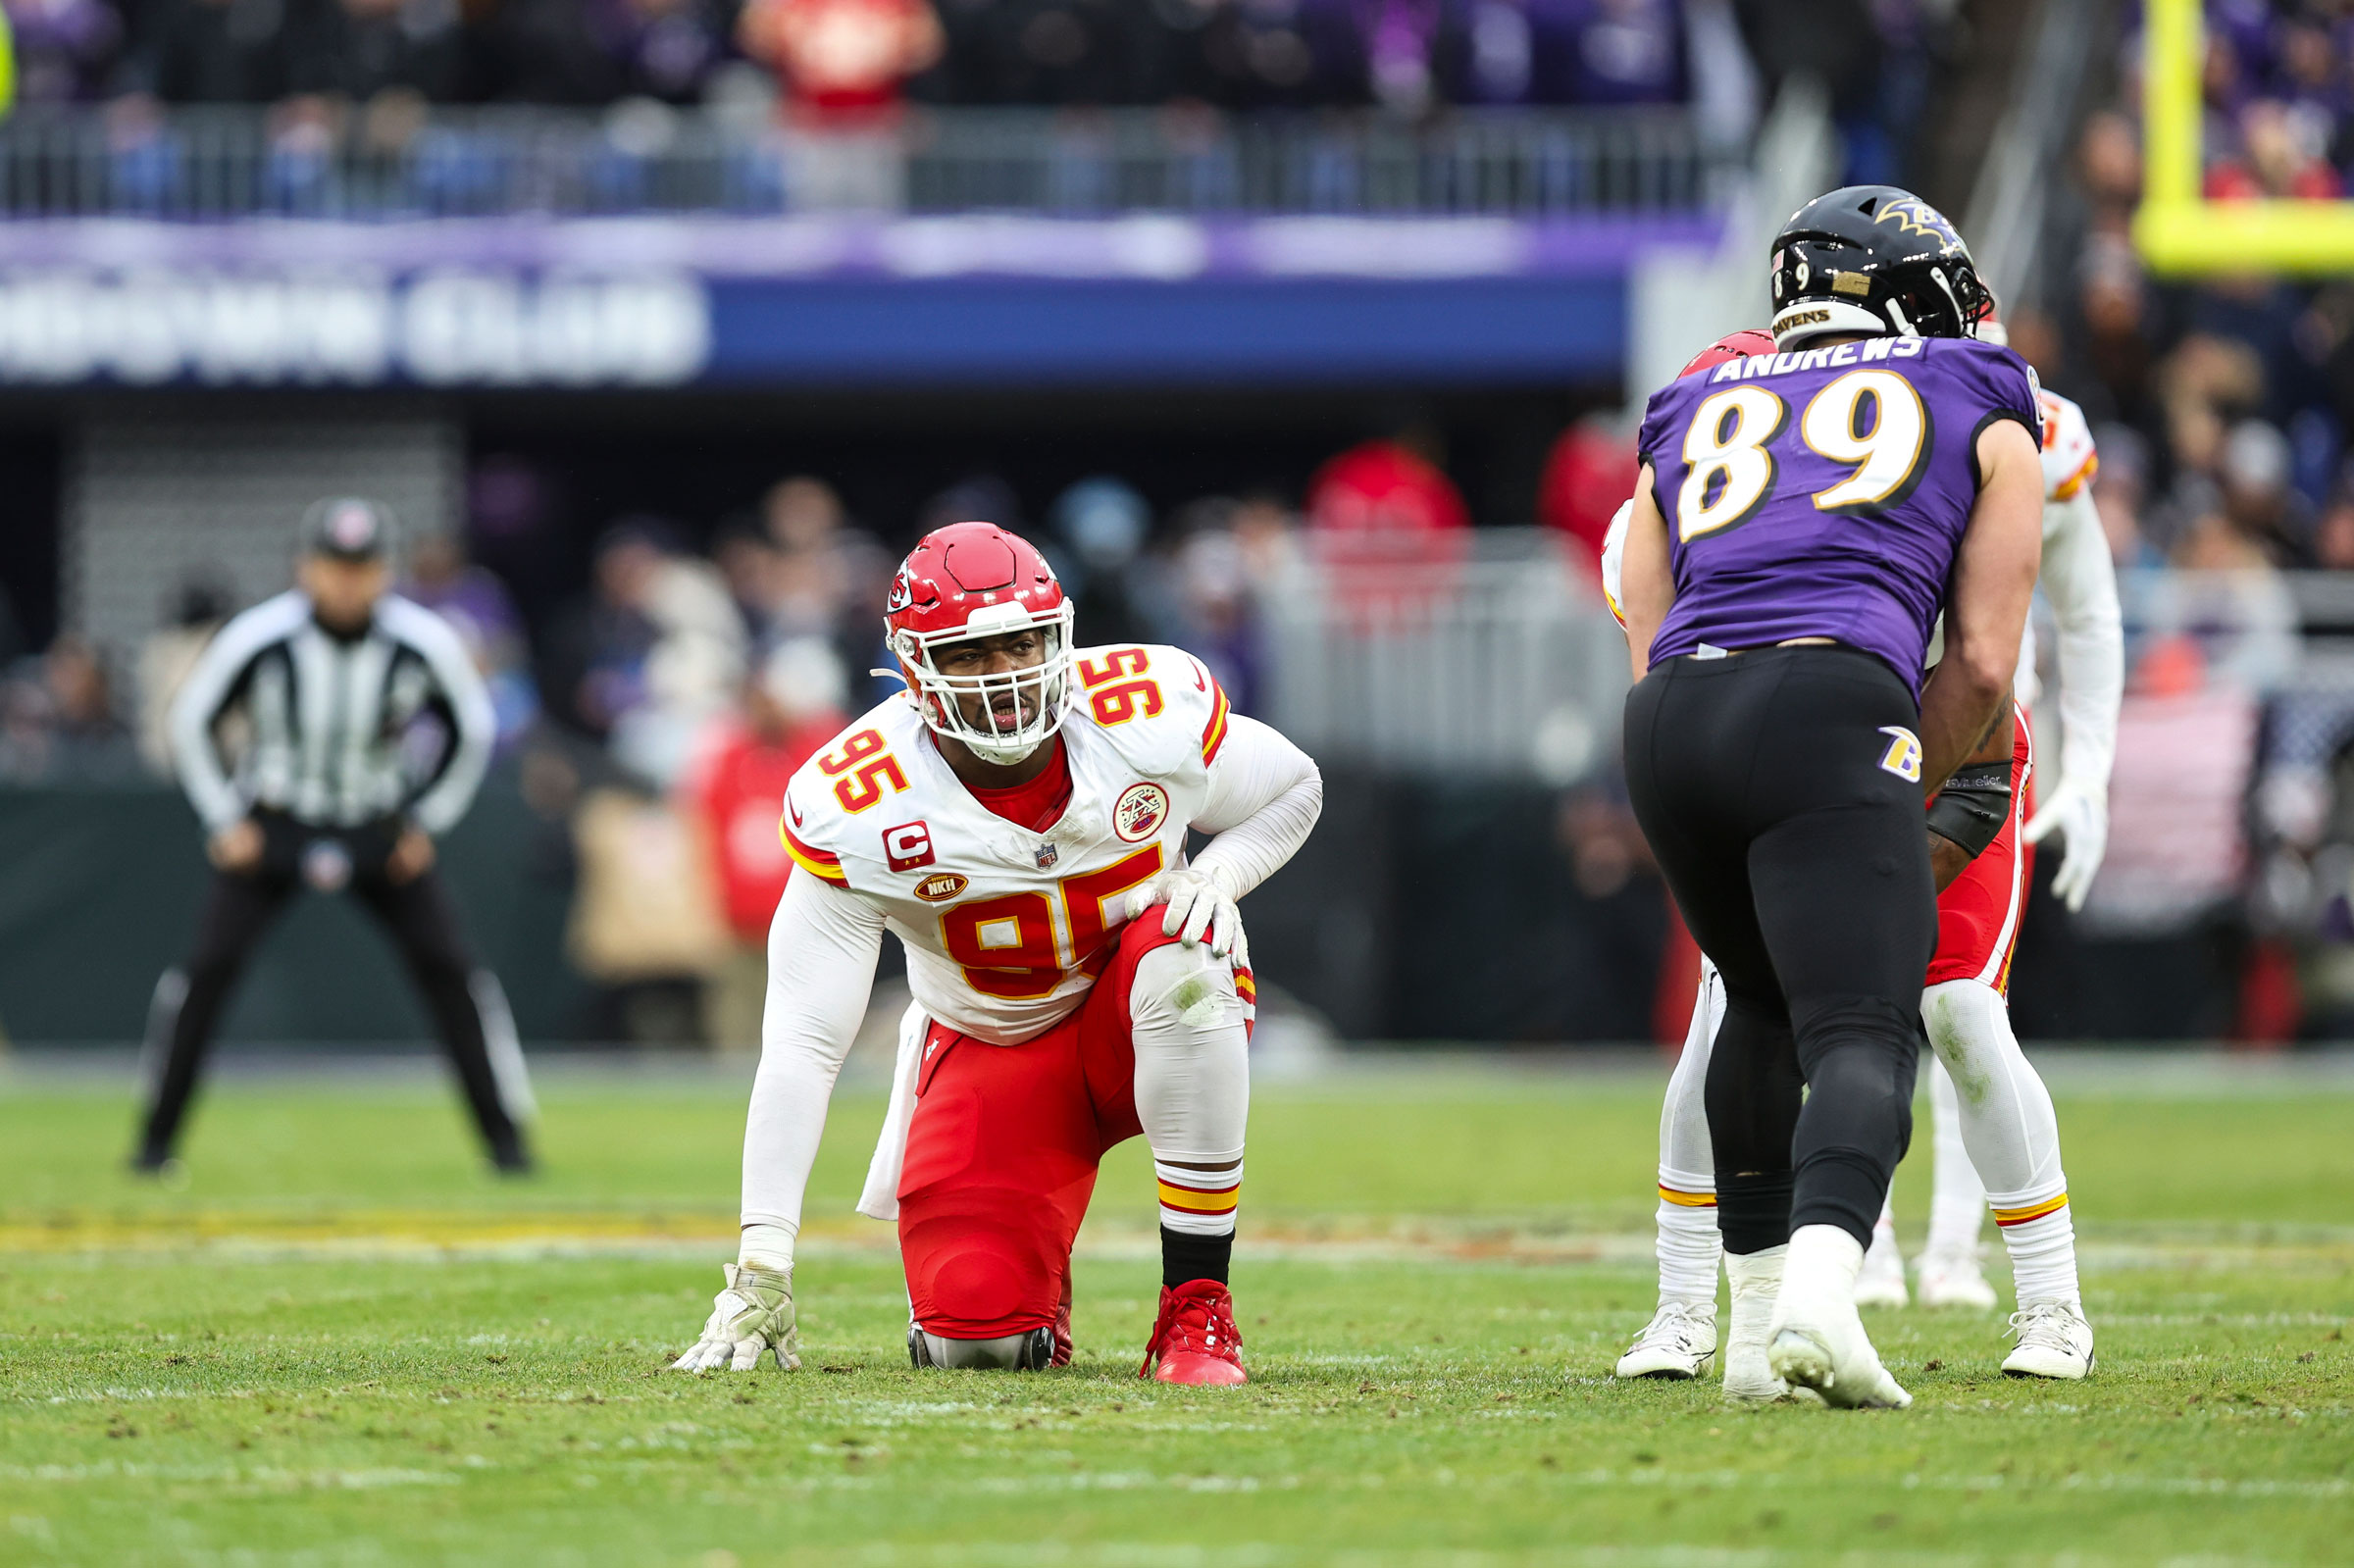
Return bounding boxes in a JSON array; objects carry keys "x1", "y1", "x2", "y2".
[{"x1": 1925, "y1": 760, "x2": 2013, "y2": 860}]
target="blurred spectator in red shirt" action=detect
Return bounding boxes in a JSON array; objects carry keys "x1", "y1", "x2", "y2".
[
  {"x1": 1305, "y1": 430, "x2": 1469, "y2": 618},
  {"x1": 1536, "y1": 415, "x2": 1636, "y2": 581},
  {"x1": 1305, "y1": 431, "x2": 1469, "y2": 534},
  {"x1": 684, "y1": 636, "x2": 849, "y2": 1046},
  {"x1": 738, "y1": 0, "x2": 942, "y2": 120}
]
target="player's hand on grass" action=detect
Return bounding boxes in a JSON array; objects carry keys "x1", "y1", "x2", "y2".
[
  {"x1": 1124, "y1": 867, "x2": 1244, "y2": 958},
  {"x1": 208, "y1": 818, "x2": 265, "y2": 874},
  {"x1": 2022, "y1": 776, "x2": 2108, "y2": 913},
  {"x1": 672, "y1": 1263, "x2": 798, "y2": 1372}
]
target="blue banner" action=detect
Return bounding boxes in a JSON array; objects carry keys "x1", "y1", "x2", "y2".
[{"x1": 0, "y1": 213, "x2": 1714, "y2": 386}]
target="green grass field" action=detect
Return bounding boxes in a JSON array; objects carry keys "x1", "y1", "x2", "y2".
[{"x1": 1, "y1": 1057, "x2": 2349, "y2": 1566}]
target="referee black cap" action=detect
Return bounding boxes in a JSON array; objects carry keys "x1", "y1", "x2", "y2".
[{"x1": 300, "y1": 496, "x2": 398, "y2": 562}]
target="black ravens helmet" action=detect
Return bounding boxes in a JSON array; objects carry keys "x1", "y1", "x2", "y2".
[{"x1": 1767, "y1": 185, "x2": 1992, "y2": 351}]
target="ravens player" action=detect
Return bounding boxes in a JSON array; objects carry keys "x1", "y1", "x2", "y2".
[{"x1": 1615, "y1": 187, "x2": 2047, "y2": 1407}]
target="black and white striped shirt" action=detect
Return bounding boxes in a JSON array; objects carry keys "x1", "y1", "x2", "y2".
[{"x1": 169, "y1": 590, "x2": 496, "y2": 836}]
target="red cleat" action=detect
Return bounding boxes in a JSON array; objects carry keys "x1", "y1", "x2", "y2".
[{"x1": 1140, "y1": 1279, "x2": 1249, "y2": 1386}]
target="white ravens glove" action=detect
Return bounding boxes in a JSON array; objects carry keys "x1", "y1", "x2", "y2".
[
  {"x1": 2022, "y1": 775, "x2": 2110, "y2": 914},
  {"x1": 1122, "y1": 865, "x2": 1244, "y2": 958},
  {"x1": 671, "y1": 1263, "x2": 798, "y2": 1372}
]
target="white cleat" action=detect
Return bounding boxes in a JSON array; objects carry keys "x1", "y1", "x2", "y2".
[
  {"x1": 2001, "y1": 1300, "x2": 2096, "y2": 1379},
  {"x1": 1721, "y1": 1247, "x2": 1791, "y2": 1403},
  {"x1": 1767, "y1": 1226, "x2": 1912, "y2": 1410},
  {"x1": 1766, "y1": 1324, "x2": 1911, "y2": 1409},
  {"x1": 1614, "y1": 1302, "x2": 1717, "y2": 1380},
  {"x1": 1916, "y1": 1247, "x2": 1999, "y2": 1310},
  {"x1": 1855, "y1": 1224, "x2": 1909, "y2": 1309}
]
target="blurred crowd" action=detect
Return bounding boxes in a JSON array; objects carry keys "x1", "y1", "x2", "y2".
[
  {"x1": 1917, "y1": 0, "x2": 2354, "y2": 1039},
  {"x1": 0, "y1": 0, "x2": 1943, "y2": 128},
  {"x1": 2024, "y1": 5, "x2": 2354, "y2": 580},
  {"x1": 0, "y1": 427, "x2": 1491, "y2": 1040}
]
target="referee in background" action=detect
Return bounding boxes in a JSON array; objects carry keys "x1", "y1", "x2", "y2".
[{"x1": 134, "y1": 498, "x2": 537, "y2": 1174}]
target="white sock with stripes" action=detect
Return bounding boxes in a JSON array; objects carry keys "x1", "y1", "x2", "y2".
[
  {"x1": 1156, "y1": 1159, "x2": 1242, "y2": 1236},
  {"x1": 1919, "y1": 979, "x2": 2067, "y2": 1209},
  {"x1": 1654, "y1": 966, "x2": 1723, "y2": 1311},
  {"x1": 1655, "y1": 1165, "x2": 1722, "y2": 1309},
  {"x1": 1989, "y1": 1184, "x2": 2078, "y2": 1307},
  {"x1": 1921, "y1": 977, "x2": 2078, "y2": 1308},
  {"x1": 1130, "y1": 942, "x2": 1250, "y2": 1243}
]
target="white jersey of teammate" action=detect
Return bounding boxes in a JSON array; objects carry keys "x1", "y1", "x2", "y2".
[
  {"x1": 2035, "y1": 386, "x2": 2098, "y2": 507},
  {"x1": 781, "y1": 642, "x2": 1242, "y2": 1045}
]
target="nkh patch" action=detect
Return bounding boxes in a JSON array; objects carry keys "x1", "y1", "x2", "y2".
[
  {"x1": 914, "y1": 872, "x2": 968, "y2": 903},
  {"x1": 1876, "y1": 725, "x2": 1923, "y2": 783}
]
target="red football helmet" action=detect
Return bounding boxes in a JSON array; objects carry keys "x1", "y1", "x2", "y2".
[
  {"x1": 1679, "y1": 329, "x2": 1777, "y2": 379},
  {"x1": 884, "y1": 522, "x2": 1076, "y2": 764}
]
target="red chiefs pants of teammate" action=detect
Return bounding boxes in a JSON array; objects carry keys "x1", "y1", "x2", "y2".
[
  {"x1": 896, "y1": 917, "x2": 1192, "y2": 1350},
  {"x1": 1927, "y1": 705, "x2": 2035, "y2": 992}
]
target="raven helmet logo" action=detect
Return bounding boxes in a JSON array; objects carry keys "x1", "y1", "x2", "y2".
[{"x1": 1873, "y1": 197, "x2": 1962, "y2": 250}]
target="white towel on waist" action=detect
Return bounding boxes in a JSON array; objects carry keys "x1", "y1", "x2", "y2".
[{"x1": 857, "y1": 997, "x2": 931, "y2": 1221}]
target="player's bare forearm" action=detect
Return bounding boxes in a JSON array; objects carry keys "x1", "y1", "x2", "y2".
[
  {"x1": 1918, "y1": 661, "x2": 2007, "y2": 800},
  {"x1": 1619, "y1": 469, "x2": 1674, "y2": 679},
  {"x1": 1919, "y1": 421, "x2": 2043, "y2": 790},
  {"x1": 1928, "y1": 833, "x2": 1972, "y2": 891}
]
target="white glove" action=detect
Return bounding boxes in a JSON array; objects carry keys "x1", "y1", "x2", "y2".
[
  {"x1": 2022, "y1": 775, "x2": 2110, "y2": 914},
  {"x1": 671, "y1": 1263, "x2": 799, "y2": 1372},
  {"x1": 1122, "y1": 866, "x2": 1244, "y2": 958}
]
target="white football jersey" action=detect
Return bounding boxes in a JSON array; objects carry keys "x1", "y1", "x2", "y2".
[
  {"x1": 2016, "y1": 389, "x2": 2104, "y2": 704},
  {"x1": 1599, "y1": 499, "x2": 1633, "y2": 629},
  {"x1": 780, "y1": 642, "x2": 1235, "y2": 1046},
  {"x1": 2036, "y1": 388, "x2": 2098, "y2": 514}
]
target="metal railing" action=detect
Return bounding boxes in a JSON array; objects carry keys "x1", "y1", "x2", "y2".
[
  {"x1": 1258, "y1": 560, "x2": 2354, "y2": 786},
  {"x1": 1260, "y1": 529, "x2": 1626, "y2": 783},
  {"x1": 0, "y1": 104, "x2": 1730, "y2": 221}
]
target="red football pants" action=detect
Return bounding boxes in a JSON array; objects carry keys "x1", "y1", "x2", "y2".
[
  {"x1": 1926, "y1": 704, "x2": 2036, "y2": 993},
  {"x1": 896, "y1": 917, "x2": 1186, "y2": 1340}
]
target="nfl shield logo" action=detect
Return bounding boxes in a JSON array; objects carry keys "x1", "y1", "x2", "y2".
[{"x1": 1035, "y1": 841, "x2": 1059, "y2": 870}]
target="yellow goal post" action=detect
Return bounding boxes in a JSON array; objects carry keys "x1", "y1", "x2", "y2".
[{"x1": 2134, "y1": 0, "x2": 2354, "y2": 275}]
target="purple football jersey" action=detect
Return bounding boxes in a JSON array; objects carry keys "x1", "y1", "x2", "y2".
[{"x1": 1637, "y1": 335, "x2": 2038, "y2": 699}]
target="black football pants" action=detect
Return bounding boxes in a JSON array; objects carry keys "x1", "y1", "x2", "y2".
[
  {"x1": 135, "y1": 816, "x2": 531, "y2": 1169},
  {"x1": 1624, "y1": 645, "x2": 1936, "y2": 1255}
]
